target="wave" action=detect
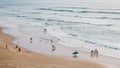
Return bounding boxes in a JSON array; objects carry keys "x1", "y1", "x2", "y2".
[
  {"x1": 83, "y1": 40, "x2": 120, "y2": 50},
  {"x1": 30, "y1": 17, "x2": 113, "y2": 27},
  {"x1": 37, "y1": 8, "x2": 74, "y2": 12},
  {"x1": 79, "y1": 11, "x2": 120, "y2": 14},
  {"x1": 74, "y1": 16, "x2": 120, "y2": 20},
  {"x1": 60, "y1": 7, "x2": 89, "y2": 9},
  {"x1": 7, "y1": 13, "x2": 28, "y2": 18},
  {"x1": 58, "y1": 7, "x2": 120, "y2": 10},
  {"x1": 5, "y1": 12, "x2": 114, "y2": 27},
  {"x1": 36, "y1": 8, "x2": 120, "y2": 14}
]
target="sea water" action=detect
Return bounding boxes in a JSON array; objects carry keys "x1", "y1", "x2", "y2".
[{"x1": 0, "y1": 0, "x2": 120, "y2": 58}]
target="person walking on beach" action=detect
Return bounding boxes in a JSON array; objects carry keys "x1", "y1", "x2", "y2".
[
  {"x1": 30, "y1": 37, "x2": 32, "y2": 43},
  {"x1": 30, "y1": 37, "x2": 32, "y2": 40},
  {"x1": 51, "y1": 45, "x2": 56, "y2": 51},
  {"x1": 94, "y1": 49, "x2": 98, "y2": 58},
  {"x1": 44, "y1": 28, "x2": 47, "y2": 33},
  {"x1": 51, "y1": 39, "x2": 53, "y2": 44},
  {"x1": 15, "y1": 45, "x2": 18, "y2": 48},
  {"x1": 18, "y1": 47, "x2": 21, "y2": 52},
  {"x1": 39, "y1": 39, "x2": 41, "y2": 42},
  {"x1": 73, "y1": 51, "x2": 79, "y2": 57},
  {"x1": 90, "y1": 50, "x2": 94, "y2": 58},
  {"x1": 6, "y1": 44, "x2": 8, "y2": 49},
  {"x1": 57, "y1": 38, "x2": 60, "y2": 42}
]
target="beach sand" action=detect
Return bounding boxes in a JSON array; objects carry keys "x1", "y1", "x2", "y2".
[{"x1": 0, "y1": 24, "x2": 113, "y2": 68}]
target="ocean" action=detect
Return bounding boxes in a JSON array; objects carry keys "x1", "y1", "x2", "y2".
[{"x1": 0, "y1": 0, "x2": 120, "y2": 58}]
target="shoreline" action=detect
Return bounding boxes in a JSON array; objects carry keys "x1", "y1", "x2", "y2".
[
  {"x1": 0, "y1": 23, "x2": 106, "y2": 68},
  {"x1": 0, "y1": 17, "x2": 120, "y2": 68},
  {"x1": 1, "y1": 16, "x2": 120, "y2": 60}
]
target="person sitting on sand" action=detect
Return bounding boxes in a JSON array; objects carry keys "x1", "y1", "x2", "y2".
[{"x1": 51, "y1": 45, "x2": 56, "y2": 52}]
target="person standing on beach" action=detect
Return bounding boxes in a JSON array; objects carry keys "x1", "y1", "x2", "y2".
[
  {"x1": 90, "y1": 50, "x2": 94, "y2": 58},
  {"x1": 39, "y1": 39, "x2": 41, "y2": 42},
  {"x1": 6, "y1": 44, "x2": 8, "y2": 49},
  {"x1": 18, "y1": 47, "x2": 21, "y2": 52},
  {"x1": 15, "y1": 45, "x2": 18, "y2": 48},
  {"x1": 44, "y1": 28, "x2": 47, "y2": 33},
  {"x1": 57, "y1": 38, "x2": 60, "y2": 42},
  {"x1": 30, "y1": 37, "x2": 32, "y2": 43},
  {"x1": 51, "y1": 45, "x2": 56, "y2": 51},
  {"x1": 72, "y1": 51, "x2": 79, "y2": 57},
  {"x1": 51, "y1": 39, "x2": 53, "y2": 44},
  {"x1": 94, "y1": 49, "x2": 98, "y2": 58}
]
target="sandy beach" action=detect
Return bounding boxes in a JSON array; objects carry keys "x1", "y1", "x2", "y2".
[
  {"x1": 0, "y1": 18, "x2": 120, "y2": 68},
  {"x1": 0, "y1": 27, "x2": 105, "y2": 68}
]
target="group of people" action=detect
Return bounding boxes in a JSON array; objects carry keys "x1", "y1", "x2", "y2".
[
  {"x1": 15, "y1": 45, "x2": 21, "y2": 52},
  {"x1": 72, "y1": 49, "x2": 99, "y2": 58},
  {"x1": 90, "y1": 49, "x2": 98, "y2": 58},
  {"x1": 5, "y1": 43, "x2": 21, "y2": 52},
  {"x1": 29, "y1": 29, "x2": 99, "y2": 58}
]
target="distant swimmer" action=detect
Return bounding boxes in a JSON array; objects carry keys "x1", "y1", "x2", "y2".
[{"x1": 45, "y1": 22, "x2": 48, "y2": 25}]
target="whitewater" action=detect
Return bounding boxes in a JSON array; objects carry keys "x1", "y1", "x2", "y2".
[{"x1": 0, "y1": 0, "x2": 120, "y2": 59}]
